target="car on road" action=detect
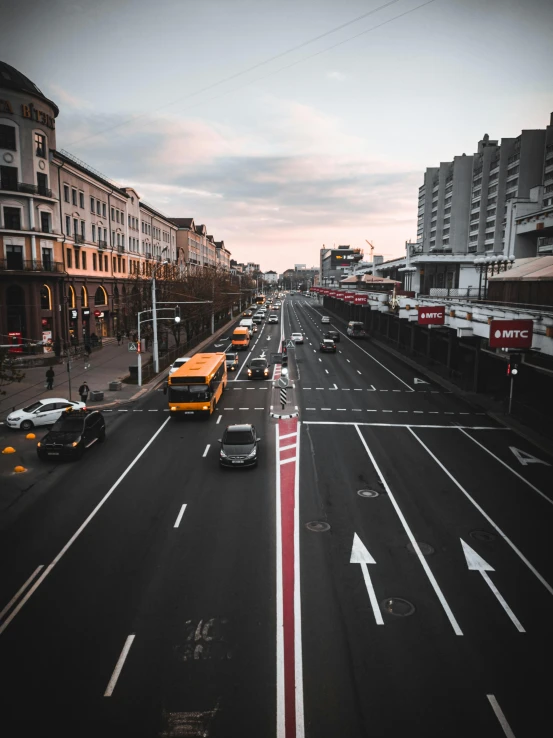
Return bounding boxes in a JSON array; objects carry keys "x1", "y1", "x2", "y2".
[
  {"x1": 169, "y1": 356, "x2": 191, "y2": 374},
  {"x1": 225, "y1": 352, "x2": 239, "y2": 371},
  {"x1": 219, "y1": 423, "x2": 260, "y2": 467},
  {"x1": 321, "y1": 315, "x2": 330, "y2": 324},
  {"x1": 291, "y1": 332, "x2": 304, "y2": 344},
  {"x1": 347, "y1": 321, "x2": 368, "y2": 338},
  {"x1": 6, "y1": 398, "x2": 86, "y2": 431},
  {"x1": 247, "y1": 357, "x2": 270, "y2": 379},
  {"x1": 252, "y1": 314, "x2": 263, "y2": 325},
  {"x1": 324, "y1": 330, "x2": 340, "y2": 343},
  {"x1": 37, "y1": 408, "x2": 105, "y2": 461},
  {"x1": 243, "y1": 309, "x2": 253, "y2": 317},
  {"x1": 320, "y1": 339, "x2": 337, "y2": 353},
  {"x1": 268, "y1": 314, "x2": 279, "y2": 324}
]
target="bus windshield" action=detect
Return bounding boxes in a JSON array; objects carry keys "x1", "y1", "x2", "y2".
[{"x1": 168, "y1": 384, "x2": 210, "y2": 402}]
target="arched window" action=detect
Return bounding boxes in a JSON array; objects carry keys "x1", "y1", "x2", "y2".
[
  {"x1": 94, "y1": 285, "x2": 108, "y2": 305},
  {"x1": 40, "y1": 284, "x2": 52, "y2": 310},
  {"x1": 81, "y1": 285, "x2": 88, "y2": 307},
  {"x1": 68, "y1": 284, "x2": 76, "y2": 308}
]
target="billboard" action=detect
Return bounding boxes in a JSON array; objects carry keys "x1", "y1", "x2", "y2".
[
  {"x1": 418, "y1": 306, "x2": 445, "y2": 325},
  {"x1": 344, "y1": 292, "x2": 355, "y2": 302},
  {"x1": 354, "y1": 294, "x2": 368, "y2": 305},
  {"x1": 330, "y1": 250, "x2": 360, "y2": 268},
  {"x1": 489, "y1": 320, "x2": 533, "y2": 349}
]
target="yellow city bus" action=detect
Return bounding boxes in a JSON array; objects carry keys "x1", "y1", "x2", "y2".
[
  {"x1": 167, "y1": 353, "x2": 227, "y2": 417},
  {"x1": 255, "y1": 294, "x2": 266, "y2": 305}
]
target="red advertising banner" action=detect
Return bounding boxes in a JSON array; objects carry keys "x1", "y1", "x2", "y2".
[
  {"x1": 489, "y1": 319, "x2": 533, "y2": 349},
  {"x1": 354, "y1": 294, "x2": 368, "y2": 305},
  {"x1": 418, "y1": 306, "x2": 445, "y2": 325},
  {"x1": 329, "y1": 290, "x2": 337, "y2": 298},
  {"x1": 336, "y1": 291, "x2": 345, "y2": 300},
  {"x1": 344, "y1": 292, "x2": 355, "y2": 302}
]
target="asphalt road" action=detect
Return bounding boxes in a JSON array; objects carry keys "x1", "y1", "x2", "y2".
[{"x1": 2, "y1": 295, "x2": 552, "y2": 737}]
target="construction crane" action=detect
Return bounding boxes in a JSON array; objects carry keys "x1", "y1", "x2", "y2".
[{"x1": 365, "y1": 240, "x2": 374, "y2": 259}]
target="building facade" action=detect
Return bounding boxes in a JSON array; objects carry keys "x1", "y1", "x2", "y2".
[{"x1": 319, "y1": 246, "x2": 363, "y2": 286}]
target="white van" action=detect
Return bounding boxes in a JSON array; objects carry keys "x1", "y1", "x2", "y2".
[{"x1": 239, "y1": 318, "x2": 254, "y2": 336}]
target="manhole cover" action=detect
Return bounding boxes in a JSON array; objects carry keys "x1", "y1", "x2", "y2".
[
  {"x1": 381, "y1": 598, "x2": 416, "y2": 617},
  {"x1": 357, "y1": 489, "x2": 379, "y2": 498},
  {"x1": 470, "y1": 530, "x2": 497, "y2": 543},
  {"x1": 305, "y1": 521, "x2": 330, "y2": 533},
  {"x1": 406, "y1": 541, "x2": 435, "y2": 556}
]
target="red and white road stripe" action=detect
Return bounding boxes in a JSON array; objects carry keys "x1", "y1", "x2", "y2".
[{"x1": 276, "y1": 417, "x2": 304, "y2": 738}]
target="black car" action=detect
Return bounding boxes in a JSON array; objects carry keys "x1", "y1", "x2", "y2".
[
  {"x1": 324, "y1": 330, "x2": 340, "y2": 343},
  {"x1": 247, "y1": 357, "x2": 270, "y2": 379},
  {"x1": 320, "y1": 339, "x2": 337, "y2": 353},
  {"x1": 37, "y1": 408, "x2": 105, "y2": 460},
  {"x1": 219, "y1": 424, "x2": 260, "y2": 467}
]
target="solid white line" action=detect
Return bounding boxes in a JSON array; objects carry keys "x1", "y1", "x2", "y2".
[
  {"x1": 487, "y1": 695, "x2": 516, "y2": 738},
  {"x1": 104, "y1": 634, "x2": 136, "y2": 696},
  {"x1": 481, "y1": 571, "x2": 525, "y2": 632},
  {"x1": 294, "y1": 422, "x2": 305, "y2": 736},
  {"x1": 280, "y1": 456, "x2": 297, "y2": 465},
  {"x1": 279, "y1": 443, "x2": 297, "y2": 451},
  {"x1": 0, "y1": 417, "x2": 171, "y2": 637},
  {"x1": 458, "y1": 428, "x2": 552, "y2": 507},
  {"x1": 275, "y1": 412, "x2": 285, "y2": 738},
  {"x1": 409, "y1": 428, "x2": 553, "y2": 597},
  {"x1": 202, "y1": 444, "x2": 210, "y2": 457},
  {"x1": 304, "y1": 421, "x2": 501, "y2": 429},
  {"x1": 280, "y1": 432, "x2": 297, "y2": 440},
  {"x1": 174, "y1": 503, "x2": 187, "y2": 528},
  {"x1": 0, "y1": 566, "x2": 44, "y2": 621},
  {"x1": 216, "y1": 415, "x2": 222, "y2": 424},
  {"x1": 355, "y1": 425, "x2": 463, "y2": 635}
]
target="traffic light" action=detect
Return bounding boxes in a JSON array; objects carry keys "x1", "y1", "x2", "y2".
[
  {"x1": 507, "y1": 353, "x2": 522, "y2": 376},
  {"x1": 174, "y1": 306, "x2": 181, "y2": 323}
]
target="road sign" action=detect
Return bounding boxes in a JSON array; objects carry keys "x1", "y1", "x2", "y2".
[
  {"x1": 128, "y1": 342, "x2": 137, "y2": 352},
  {"x1": 278, "y1": 376, "x2": 289, "y2": 388},
  {"x1": 286, "y1": 340, "x2": 294, "y2": 348},
  {"x1": 280, "y1": 387, "x2": 287, "y2": 408},
  {"x1": 489, "y1": 320, "x2": 533, "y2": 349}
]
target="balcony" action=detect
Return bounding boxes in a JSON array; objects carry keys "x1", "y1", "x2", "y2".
[
  {"x1": 97, "y1": 240, "x2": 107, "y2": 250},
  {"x1": 73, "y1": 234, "x2": 85, "y2": 245},
  {"x1": 117, "y1": 245, "x2": 125, "y2": 253},
  {"x1": 0, "y1": 259, "x2": 64, "y2": 273},
  {"x1": 145, "y1": 252, "x2": 152, "y2": 259},
  {"x1": 0, "y1": 180, "x2": 53, "y2": 198}
]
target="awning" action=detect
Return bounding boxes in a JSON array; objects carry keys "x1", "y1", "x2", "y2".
[{"x1": 488, "y1": 256, "x2": 553, "y2": 281}]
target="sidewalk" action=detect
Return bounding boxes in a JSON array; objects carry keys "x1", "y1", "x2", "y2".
[{"x1": 0, "y1": 340, "x2": 152, "y2": 415}]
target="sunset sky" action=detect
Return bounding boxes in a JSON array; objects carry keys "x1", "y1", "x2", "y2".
[{"x1": 2, "y1": 0, "x2": 552, "y2": 272}]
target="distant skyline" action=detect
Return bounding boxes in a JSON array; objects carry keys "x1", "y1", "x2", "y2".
[{"x1": 1, "y1": 0, "x2": 552, "y2": 272}]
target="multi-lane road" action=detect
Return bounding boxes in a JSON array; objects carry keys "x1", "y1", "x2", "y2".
[{"x1": 2, "y1": 295, "x2": 552, "y2": 738}]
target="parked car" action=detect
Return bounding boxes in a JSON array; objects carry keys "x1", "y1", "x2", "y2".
[
  {"x1": 6, "y1": 398, "x2": 85, "y2": 431},
  {"x1": 225, "y1": 352, "x2": 239, "y2": 371},
  {"x1": 324, "y1": 330, "x2": 340, "y2": 343},
  {"x1": 169, "y1": 357, "x2": 191, "y2": 374},
  {"x1": 321, "y1": 316, "x2": 330, "y2": 324},
  {"x1": 37, "y1": 408, "x2": 105, "y2": 461},
  {"x1": 320, "y1": 339, "x2": 337, "y2": 353},
  {"x1": 291, "y1": 332, "x2": 304, "y2": 344},
  {"x1": 268, "y1": 314, "x2": 279, "y2": 324},
  {"x1": 219, "y1": 423, "x2": 260, "y2": 467},
  {"x1": 247, "y1": 357, "x2": 270, "y2": 379}
]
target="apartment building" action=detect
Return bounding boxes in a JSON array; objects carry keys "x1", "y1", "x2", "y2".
[{"x1": 171, "y1": 218, "x2": 228, "y2": 271}]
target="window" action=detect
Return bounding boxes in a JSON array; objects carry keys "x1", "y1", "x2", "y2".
[
  {"x1": 93, "y1": 253, "x2": 97, "y2": 271},
  {"x1": 128, "y1": 214, "x2": 131, "y2": 227},
  {"x1": 112, "y1": 230, "x2": 115, "y2": 245},
  {"x1": 35, "y1": 132, "x2": 46, "y2": 158},
  {"x1": 81, "y1": 220, "x2": 86, "y2": 238},
  {"x1": 65, "y1": 215, "x2": 71, "y2": 234},
  {"x1": 82, "y1": 251, "x2": 87, "y2": 269},
  {"x1": 111, "y1": 207, "x2": 115, "y2": 221},
  {"x1": 64, "y1": 185, "x2": 70, "y2": 202},
  {"x1": 98, "y1": 253, "x2": 103, "y2": 271},
  {"x1": 96, "y1": 200, "x2": 101, "y2": 215},
  {"x1": 113, "y1": 256, "x2": 117, "y2": 272},
  {"x1": 0, "y1": 124, "x2": 16, "y2": 150},
  {"x1": 116, "y1": 210, "x2": 119, "y2": 223},
  {"x1": 117, "y1": 232, "x2": 121, "y2": 246},
  {"x1": 92, "y1": 224, "x2": 96, "y2": 241},
  {"x1": 121, "y1": 235, "x2": 124, "y2": 248},
  {"x1": 122, "y1": 258, "x2": 125, "y2": 272},
  {"x1": 72, "y1": 188, "x2": 77, "y2": 205},
  {"x1": 4, "y1": 206, "x2": 21, "y2": 229},
  {"x1": 40, "y1": 211, "x2": 51, "y2": 233},
  {"x1": 91, "y1": 196, "x2": 95, "y2": 212},
  {"x1": 104, "y1": 255, "x2": 108, "y2": 271},
  {"x1": 117, "y1": 256, "x2": 122, "y2": 271},
  {"x1": 42, "y1": 248, "x2": 52, "y2": 270},
  {"x1": 37, "y1": 172, "x2": 48, "y2": 194},
  {"x1": 102, "y1": 203, "x2": 106, "y2": 217},
  {"x1": 79, "y1": 192, "x2": 84, "y2": 209},
  {"x1": 67, "y1": 248, "x2": 73, "y2": 268},
  {"x1": 73, "y1": 218, "x2": 79, "y2": 236},
  {"x1": 103, "y1": 228, "x2": 107, "y2": 242},
  {"x1": 0, "y1": 164, "x2": 18, "y2": 190}
]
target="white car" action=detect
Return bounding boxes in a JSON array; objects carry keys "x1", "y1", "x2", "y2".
[
  {"x1": 268, "y1": 314, "x2": 279, "y2": 324},
  {"x1": 168, "y1": 357, "x2": 190, "y2": 374},
  {"x1": 6, "y1": 398, "x2": 86, "y2": 431},
  {"x1": 291, "y1": 332, "x2": 303, "y2": 344},
  {"x1": 321, "y1": 316, "x2": 330, "y2": 324}
]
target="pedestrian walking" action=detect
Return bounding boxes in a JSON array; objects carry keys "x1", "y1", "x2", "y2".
[
  {"x1": 78, "y1": 381, "x2": 90, "y2": 403},
  {"x1": 117, "y1": 332, "x2": 122, "y2": 345},
  {"x1": 45, "y1": 367, "x2": 55, "y2": 390},
  {"x1": 85, "y1": 343, "x2": 92, "y2": 358}
]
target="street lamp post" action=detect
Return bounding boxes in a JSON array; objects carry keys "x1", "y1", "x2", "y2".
[{"x1": 151, "y1": 259, "x2": 168, "y2": 374}]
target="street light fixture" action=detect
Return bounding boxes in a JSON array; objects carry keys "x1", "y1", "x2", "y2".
[{"x1": 151, "y1": 258, "x2": 168, "y2": 373}]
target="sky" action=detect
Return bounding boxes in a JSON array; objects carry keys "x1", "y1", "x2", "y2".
[{"x1": 1, "y1": 0, "x2": 552, "y2": 272}]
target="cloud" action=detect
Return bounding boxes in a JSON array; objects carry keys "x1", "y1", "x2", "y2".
[
  {"x1": 327, "y1": 71, "x2": 346, "y2": 81},
  {"x1": 48, "y1": 84, "x2": 93, "y2": 110}
]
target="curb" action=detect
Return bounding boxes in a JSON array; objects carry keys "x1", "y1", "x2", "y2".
[{"x1": 270, "y1": 411, "x2": 299, "y2": 419}]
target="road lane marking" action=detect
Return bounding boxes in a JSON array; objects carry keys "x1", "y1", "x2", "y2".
[
  {"x1": 280, "y1": 432, "x2": 297, "y2": 440},
  {"x1": 104, "y1": 634, "x2": 136, "y2": 696},
  {"x1": 0, "y1": 566, "x2": 44, "y2": 622},
  {"x1": 409, "y1": 428, "x2": 553, "y2": 597},
  {"x1": 280, "y1": 443, "x2": 297, "y2": 451},
  {"x1": 202, "y1": 444, "x2": 210, "y2": 457},
  {"x1": 216, "y1": 415, "x2": 222, "y2": 424},
  {"x1": 0, "y1": 418, "x2": 171, "y2": 637},
  {"x1": 325, "y1": 369, "x2": 329, "y2": 374},
  {"x1": 350, "y1": 534, "x2": 384, "y2": 626},
  {"x1": 458, "y1": 429, "x2": 552, "y2": 507},
  {"x1": 239, "y1": 407, "x2": 249, "y2": 410},
  {"x1": 357, "y1": 370, "x2": 362, "y2": 375},
  {"x1": 174, "y1": 504, "x2": 187, "y2": 528},
  {"x1": 355, "y1": 425, "x2": 463, "y2": 636},
  {"x1": 487, "y1": 695, "x2": 516, "y2": 738}
]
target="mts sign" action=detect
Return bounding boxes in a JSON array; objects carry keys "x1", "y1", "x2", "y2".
[
  {"x1": 418, "y1": 306, "x2": 445, "y2": 325},
  {"x1": 489, "y1": 319, "x2": 533, "y2": 349}
]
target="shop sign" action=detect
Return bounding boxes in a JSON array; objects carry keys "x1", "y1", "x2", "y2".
[
  {"x1": 70, "y1": 309, "x2": 78, "y2": 320},
  {"x1": 42, "y1": 331, "x2": 53, "y2": 353},
  {"x1": 82, "y1": 309, "x2": 90, "y2": 317}
]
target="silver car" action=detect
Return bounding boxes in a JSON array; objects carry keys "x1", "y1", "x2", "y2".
[{"x1": 6, "y1": 398, "x2": 86, "y2": 431}]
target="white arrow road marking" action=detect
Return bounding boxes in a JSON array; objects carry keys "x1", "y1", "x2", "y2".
[
  {"x1": 350, "y1": 533, "x2": 383, "y2": 625},
  {"x1": 509, "y1": 446, "x2": 551, "y2": 467},
  {"x1": 461, "y1": 540, "x2": 525, "y2": 632},
  {"x1": 413, "y1": 377, "x2": 429, "y2": 384}
]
